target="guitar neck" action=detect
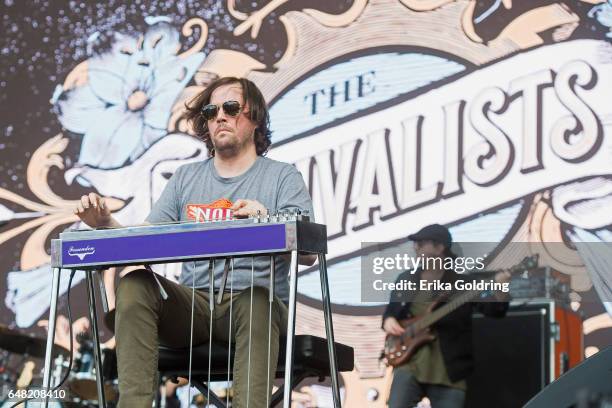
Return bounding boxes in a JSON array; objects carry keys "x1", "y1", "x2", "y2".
[
  {"x1": 415, "y1": 288, "x2": 481, "y2": 331},
  {"x1": 412, "y1": 256, "x2": 536, "y2": 331}
]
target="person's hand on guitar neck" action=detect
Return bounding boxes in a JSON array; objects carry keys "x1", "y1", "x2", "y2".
[
  {"x1": 493, "y1": 269, "x2": 512, "y2": 301},
  {"x1": 383, "y1": 316, "x2": 405, "y2": 336},
  {"x1": 74, "y1": 192, "x2": 122, "y2": 229}
]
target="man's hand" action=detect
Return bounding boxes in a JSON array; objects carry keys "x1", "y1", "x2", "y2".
[
  {"x1": 231, "y1": 199, "x2": 268, "y2": 218},
  {"x1": 74, "y1": 193, "x2": 120, "y2": 228},
  {"x1": 383, "y1": 317, "x2": 405, "y2": 336},
  {"x1": 493, "y1": 269, "x2": 512, "y2": 301},
  {"x1": 494, "y1": 270, "x2": 512, "y2": 284}
]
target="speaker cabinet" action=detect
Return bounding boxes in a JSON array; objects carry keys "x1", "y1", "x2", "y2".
[{"x1": 465, "y1": 300, "x2": 583, "y2": 408}]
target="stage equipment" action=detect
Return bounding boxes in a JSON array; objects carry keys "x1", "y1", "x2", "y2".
[
  {"x1": 43, "y1": 211, "x2": 343, "y2": 408},
  {"x1": 524, "y1": 346, "x2": 611, "y2": 408},
  {"x1": 466, "y1": 299, "x2": 583, "y2": 408}
]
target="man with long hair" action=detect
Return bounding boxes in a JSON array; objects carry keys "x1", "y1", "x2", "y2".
[{"x1": 74, "y1": 77, "x2": 315, "y2": 407}]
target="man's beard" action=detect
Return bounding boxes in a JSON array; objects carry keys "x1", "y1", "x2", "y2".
[{"x1": 213, "y1": 132, "x2": 249, "y2": 158}]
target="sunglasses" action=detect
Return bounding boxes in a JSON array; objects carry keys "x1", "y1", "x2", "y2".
[{"x1": 200, "y1": 100, "x2": 243, "y2": 121}]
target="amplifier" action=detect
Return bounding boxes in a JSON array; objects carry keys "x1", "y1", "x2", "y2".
[
  {"x1": 508, "y1": 267, "x2": 571, "y2": 302},
  {"x1": 465, "y1": 299, "x2": 583, "y2": 408}
]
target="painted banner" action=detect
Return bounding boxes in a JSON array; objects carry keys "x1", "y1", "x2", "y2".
[{"x1": 2, "y1": 1, "x2": 612, "y2": 406}]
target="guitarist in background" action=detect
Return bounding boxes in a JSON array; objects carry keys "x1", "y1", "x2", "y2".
[{"x1": 382, "y1": 224, "x2": 511, "y2": 408}]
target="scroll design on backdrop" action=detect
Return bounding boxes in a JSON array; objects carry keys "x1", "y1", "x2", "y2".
[
  {"x1": 228, "y1": 0, "x2": 368, "y2": 38},
  {"x1": 178, "y1": 18, "x2": 209, "y2": 59},
  {"x1": 399, "y1": 1, "x2": 609, "y2": 48},
  {"x1": 0, "y1": 135, "x2": 124, "y2": 270},
  {"x1": 226, "y1": 0, "x2": 368, "y2": 68}
]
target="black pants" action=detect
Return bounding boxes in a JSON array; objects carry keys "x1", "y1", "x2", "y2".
[{"x1": 387, "y1": 370, "x2": 465, "y2": 408}]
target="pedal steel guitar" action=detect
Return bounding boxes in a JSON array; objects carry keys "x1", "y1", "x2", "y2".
[{"x1": 42, "y1": 211, "x2": 341, "y2": 408}]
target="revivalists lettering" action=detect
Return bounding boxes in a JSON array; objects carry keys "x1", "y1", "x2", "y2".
[{"x1": 274, "y1": 41, "x2": 611, "y2": 262}]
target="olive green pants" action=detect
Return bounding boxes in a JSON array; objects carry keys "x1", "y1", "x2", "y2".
[{"x1": 114, "y1": 269, "x2": 287, "y2": 408}]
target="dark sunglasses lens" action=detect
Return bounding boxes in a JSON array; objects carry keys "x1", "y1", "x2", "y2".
[
  {"x1": 201, "y1": 104, "x2": 218, "y2": 120},
  {"x1": 222, "y1": 100, "x2": 241, "y2": 116}
]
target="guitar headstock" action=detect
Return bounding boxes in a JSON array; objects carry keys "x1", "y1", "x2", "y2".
[{"x1": 511, "y1": 254, "x2": 539, "y2": 274}]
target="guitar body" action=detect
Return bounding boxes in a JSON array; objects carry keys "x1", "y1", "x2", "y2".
[{"x1": 383, "y1": 314, "x2": 437, "y2": 367}]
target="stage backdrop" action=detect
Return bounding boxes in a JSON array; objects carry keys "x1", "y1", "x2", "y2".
[{"x1": 1, "y1": 1, "x2": 612, "y2": 406}]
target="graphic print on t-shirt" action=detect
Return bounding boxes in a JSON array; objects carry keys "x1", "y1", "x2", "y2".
[{"x1": 186, "y1": 198, "x2": 234, "y2": 222}]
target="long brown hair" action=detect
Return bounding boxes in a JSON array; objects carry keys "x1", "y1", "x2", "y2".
[{"x1": 183, "y1": 77, "x2": 272, "y2": 157}]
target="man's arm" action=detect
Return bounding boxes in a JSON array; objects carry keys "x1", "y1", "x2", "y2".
[
  {"x1": 76, "y1": 165, "x2": 183, "y2": 228},
  {"x1": 277, "y1": 166, "x2": 317, "y2": 266},
  {"x1": 228, "y1": 199, "x2": 315, "y2": 266},
  {"x1": 298, "y1": 254, "x2": 317, "y2": 266},
  {"x1": 382, "y1": 271, "x2": 414, "y2": 335},
  {"x1": 230, "y1": 166, "x2": 316, "y2": 266},
  {"x1": 146, "y1": 168, "x2": 182, "y2": 224}
]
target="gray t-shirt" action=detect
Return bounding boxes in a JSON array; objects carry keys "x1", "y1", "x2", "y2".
[{"x1": 146, "y1": 156, "x2": 314, "y2": 301}]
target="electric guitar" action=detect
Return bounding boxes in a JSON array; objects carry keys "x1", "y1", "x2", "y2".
[{"x1": 381, "y1": 255, "x2": 538, "y2": 367}]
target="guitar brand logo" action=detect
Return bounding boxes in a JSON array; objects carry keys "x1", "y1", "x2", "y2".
[{"x1": 67, "y1": 245, "x2": 96, "y2": 260}]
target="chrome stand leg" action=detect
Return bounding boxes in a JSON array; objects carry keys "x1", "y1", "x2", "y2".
[
  {"x1": 86, "y1": 270, "x2": 107, "y2": 408},
  {"x1": 96, "y1": 270, "x2": 109, "y2": 314},
  {"x1": 42, "y1": 267, "x2": 61, "y2": 408},
  {"x1": 282, "y1": 250, "x2": 299, "y2": 408},
  {"x1": 319, "y1": 254, "x2": 341, "y2": 407}
]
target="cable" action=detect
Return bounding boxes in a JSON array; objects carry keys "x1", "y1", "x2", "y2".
[{"x1": 9, "y1": 269, "x2": 77, "y2": 408}]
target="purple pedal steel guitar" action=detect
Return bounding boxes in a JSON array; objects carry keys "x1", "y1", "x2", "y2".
[
  {"x1": 51, "y1": 213, "x2": 325, "y2": 269},
  {"x1": 42, "y1": 212, "x2": 342, "y2": 408}
]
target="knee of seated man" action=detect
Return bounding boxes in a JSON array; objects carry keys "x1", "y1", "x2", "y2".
[
  {"x1": 237, "y1": 285, "x2": 269, "y2": 304},
  {"x1": 236, "y1": 287, "x2": 285, "y2": 332},
  {"x1": 233, "y1": 286, "x2": 274, "y2": 317},
  {"x1": 116, "y1": 269, "x2": 158, "y2": 308}
]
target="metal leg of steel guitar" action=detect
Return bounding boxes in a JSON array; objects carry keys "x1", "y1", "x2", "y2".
[
  {"x1": 86, "y1": 269, "x2": 107, "y2": 408},
  {"x1": 319, "y1": 253, "x2": 341, "y2": 407},
  {"x1": 42, "y1": 267, "x2": 61, "y2": 408},
  {"x1": 282, "y1": 250, "x2": 299, "y2": 408}
]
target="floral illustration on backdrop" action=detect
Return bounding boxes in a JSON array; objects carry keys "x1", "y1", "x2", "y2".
[
  {"x1": 3, "y1": 16, "x2": 210, "y2": 327},
  {"x1": 54, "y1": 18, "x2": 205, "y2": 177},
  {"x1": 589, "y1": 0, "x2": 612, "y2": 38}
]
